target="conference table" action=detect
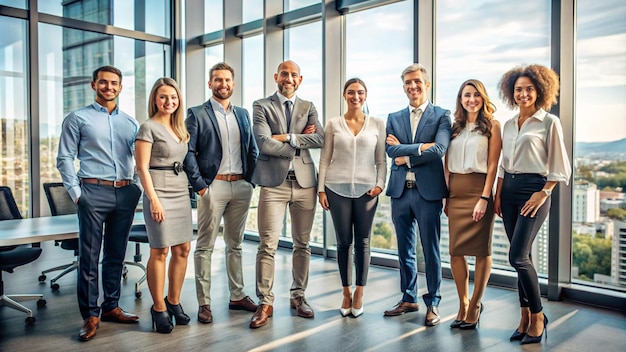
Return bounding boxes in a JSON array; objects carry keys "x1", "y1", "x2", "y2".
[{"x1": 0, "y1": 210, "x2": 198, "y2": 246}]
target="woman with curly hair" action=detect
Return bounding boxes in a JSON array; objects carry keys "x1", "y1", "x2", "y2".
[
  {"x1": 445, "y1": 79, "x2": 501, "y2": 330},
  {"x1": 495, "y1": 65, "x2": 570, "y2": 344}
]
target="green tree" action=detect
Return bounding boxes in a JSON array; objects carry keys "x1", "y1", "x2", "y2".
[
  {"x1": 607, "y1": 207, "x2": 626, "y2": 221},
  {"x1": 373, "y1": 222, "x2": 393, "y2": 241},
  {"x1": 572, "y1": 233, "x2": 612, "y2": 281}
]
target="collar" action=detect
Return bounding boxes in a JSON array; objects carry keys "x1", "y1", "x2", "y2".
[
  {"x1": 276, "y1": 92, "x2": 296, "y2": 106},
  {"x1": 92, "y1": 101, "x2": 119, "y2": 115},
  {"x1": 209, "y1": 97, "x2": 232, "y2": 114},
  {"x1": 515, "y1": 108, "x2": 547, "y2": 122},
  {"x1": 408, "y1": 100, "x2": 429, "y2": 114}
]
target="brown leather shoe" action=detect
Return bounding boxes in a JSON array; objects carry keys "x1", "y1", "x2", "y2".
[
  {"x1": 78, "y1": 316, "x2": 99, "y2": 342},
  {"x1": 229, "y1": 296, "x2": 258, "y2": 312},
  {"x1": 250, "y1": 304, "x2": 273, "y2": 329},
  {"x1": 198, "y1": 305, "x2": 213, "y2": 324},
  {"x1": 384, "y1": 301, "x2": 419, "y2": 316},
  {"x1": 100, "y1": 307, "x2": 139, "y2": 323},
  {"x1": 290, "y1": 296, "x2": 314, "y2": 318},
  {"x1": 425, "y1": 306, "x2": 441, "y2": 326}
]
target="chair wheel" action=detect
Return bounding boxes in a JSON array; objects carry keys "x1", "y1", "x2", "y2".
[
  {"x1": 26, "y1": 317, "x2": 36, "y2": 325},
  {"x1": 37, "y1": 299, "x2": 47, "y2": 308},
  {"x1": 135, "y1": 291, "x2": 142, "y2": 298},
  {"x1": 51, "y1": 283, "x2": 60, "y2": 291},
  {"x1": 39, "y1": 275, "x2": 46, "y2": 282}
]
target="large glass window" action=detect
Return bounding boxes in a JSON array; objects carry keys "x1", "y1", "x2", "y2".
[
  {"x1": 285, "y1": 21, "x2": 323, "y2": 244},
  {"x1": 242, "y1": 0, "x2": 263, "y2": 24},
  {"x1": 205, "y1": 44, "x2": 224, "y2": 100},
  {"x1": 573, "y1": 0, "x2": 626, "y2": 289},
  {"x1": 0, "y1": 16, "x2": 28, "y2": 216},
  {"x1": 242, "y1": 34, "x2": 264, "y2": 234},
  {"x1": 204, "y1": 0, "x2": 223, "y2": 33},
  {"x1": 38, "y1": 0, "x2": 171, "y2": 37},
  {"x1": 345, "y1": 1, "x2": 414, "y2": 252},
  {"x1": 435, "y1": 0, "x2": 551, "y2": 272},
  {"x1": 0, "y1": 0, "x2": 25, "y2": 8},
  {"x1": 38, "y1": 23, "x2": 169, "y2": 214},
  {"x1": 286, "y1": 0, "x2": 320, "y2": 12}
]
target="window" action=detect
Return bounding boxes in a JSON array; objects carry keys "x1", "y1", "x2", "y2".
[
  {"x1": 204, "y1": 0, "x2": 223, "y2": 33},
  {"x1": 242, "y1": 0, "x2": 263, "y2": 24},
  {"x1": 573, "y1": 0, "x2": 626, "y2": 289},
  {"x1": 205, "y1": 44, "x2": 224, "y2": 100},
  {"x1": 345, "y1": 0, "x2": 414, "y2": 253},
  {"x1": 0, "y1": 16, "x2": 28, "y2": 216},
  {"x1": 435, "y1": 0, "x2": 551, "y2": 272},
  {"x1": 286, "y1": 0, "x2": 320, "y2": 12}
]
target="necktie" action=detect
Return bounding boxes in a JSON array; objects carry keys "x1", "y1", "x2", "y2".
[
  {"x1": 411, "y1": 108, "x2": 422, "y2": 141},
  {"x1": 284, "y1": 100, "x2": 292, "y2": 130}
]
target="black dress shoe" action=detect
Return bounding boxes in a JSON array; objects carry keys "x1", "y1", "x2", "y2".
[
  {"x1": 151, "y1": 306, "x2": 173, "y2": 334},
  {"x1": 450, "y1": 319, "x2": 464, "y2": 328},
  {"x1": 521, "y1": 314, "x2": 548, "y2": 345},
  {"x1": 165, "y1": 297, "x2": 190, "y2": 325},
  {"x1": 510, "y1": 329, "x2": 527, "y2": 341},
  {"x1": 459, "y1": 303, "x2": 484, "y2": 330}
]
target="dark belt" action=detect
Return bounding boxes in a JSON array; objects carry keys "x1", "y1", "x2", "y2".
[
  {"x1": 149, "y1": 162, "x2": 184, "y2": 175},
  {"x1": 405, "y1": 180, "x2": 416, "y2": 189},
  {"x1": 81, "y1": 178, "x2": 132, "y2": 188},
  {"x1": 286, "y1": 171, "x2": 297, "y2": 181},
  {"x1": 214, "y1": 174, "x2": 244, "y2": 182}
]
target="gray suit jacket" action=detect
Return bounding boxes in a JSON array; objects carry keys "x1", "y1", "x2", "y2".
[{"x1": 252, "y1": 92, "x2": 324, "y2": 188}]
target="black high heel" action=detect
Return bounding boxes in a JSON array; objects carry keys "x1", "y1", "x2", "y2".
[
  {"x1": 151, "y1": 306, "x2": 173, "y2": 334},
  {"x1": 165, "y1": 297, "x2": 190, "y2": 325},
  {"x1": 509, "y1": 329, "x2": 527, "y2": 341},
  {"x1": 459, "y1": 303, "x2": 483, "y2": 330},
  {"x1": 520, "y1": 313, "x2": 548, "y2": 344},
  {"x1": 450, "y1": 319, "x2": 464, "y2": 328}
]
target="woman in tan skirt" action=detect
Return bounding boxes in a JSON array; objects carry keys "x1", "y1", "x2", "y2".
[{"x1": 445, "y1": 79, "x2": 501, "y2": 329}]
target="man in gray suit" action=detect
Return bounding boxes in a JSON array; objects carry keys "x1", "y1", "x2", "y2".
[{"x1": 249, "y1": 60, "x2": 324, "y2": 329}]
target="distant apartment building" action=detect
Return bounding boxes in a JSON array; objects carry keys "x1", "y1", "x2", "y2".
[
  {"x1": 612, "y1": 220, "x2": 626, "y2": 287},
  {"x1": 573, "y1": 181, "x2": 599, "y2": 223},
  {"x1": 599, "y1": 190, "x2": 625, "y2": 213}
]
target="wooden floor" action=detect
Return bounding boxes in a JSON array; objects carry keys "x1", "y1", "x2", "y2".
[{"x1": 1, "y1": 239, "x2": 625, "y2": 352}]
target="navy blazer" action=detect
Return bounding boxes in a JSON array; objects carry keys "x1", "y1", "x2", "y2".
[
  {"x1": 385, "y1": 103, "x2": 451, "y2": 200},
  {"x1": 184, "y1": 101, "x2": 258, "y2": 192}
]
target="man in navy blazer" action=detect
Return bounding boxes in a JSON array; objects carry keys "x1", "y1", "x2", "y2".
[
  {"x1": 184, "y1": 62, "x2": 259, "y2": 324},
  {"x1": 383, "y1": 63, "x2": 451, "y2": 326}
]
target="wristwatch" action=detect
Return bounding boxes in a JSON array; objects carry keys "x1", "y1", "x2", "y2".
[
  {"x1": 542, "y1": 189, "x2": 552, "y2": 196},
  {"x1": 285, "y1": 134, "x2": 291, "y2": 142}
]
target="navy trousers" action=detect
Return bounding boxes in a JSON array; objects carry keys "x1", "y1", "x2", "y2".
[
  {"x1": 76, "y1": 182, "x2": 141, "y2": 319},
  {"x1": 391, "y1": 187, "x2": 442, "y2": 306},
  {"x1": 500, "y1": 172, "x2": 549, "y2": 314}
]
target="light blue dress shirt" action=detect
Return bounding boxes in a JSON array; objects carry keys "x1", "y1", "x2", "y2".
[{"x1": 57, "y1": 101, "x2": 139, "y2": 202}]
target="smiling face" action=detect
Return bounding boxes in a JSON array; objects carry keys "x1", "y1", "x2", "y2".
[
  {"x1": 460, "y1": 84, "x2": 483, "y2": 115},
  {"x1": 513, "y1": 76, "x2": 537, "y2": 109},
  {"x1": 154, "y1": 85, "x2": 179, "y2": 116},
  {"x1": 403, "y1": 70, "x2": 430, "y2": 107},
  {"x1": 274, "y1": 61, "x2": 302, "y2": 98},
  {"x1": 343, "y1": 82, "x2": 367, "y2": 111},
  {"x1": 91, "y1": 71, "x2": 122, "y2": 105},
  {"x1": 209, "y1": 69, "x2": 235, "y2": 100}
]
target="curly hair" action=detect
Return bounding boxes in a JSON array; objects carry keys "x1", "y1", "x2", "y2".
[
  {"x1": 451, "y1": 79, "x2": 495, "y2": 139},
  {"x1": 498, "y1": 64, "x2": 560, "y2": 110}
]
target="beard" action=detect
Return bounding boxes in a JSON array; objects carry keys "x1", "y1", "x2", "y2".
[
  {"x1": 96, "y1": 90, "x2": 119, "y2": 102},
  {"x1": 212, "y1": 87, "x2": 233, "y2": 100}
]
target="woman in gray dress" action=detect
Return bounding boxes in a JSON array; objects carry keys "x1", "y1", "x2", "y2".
[{"x1": 136, "y1": 77, "x2": 193, "y2": 333}]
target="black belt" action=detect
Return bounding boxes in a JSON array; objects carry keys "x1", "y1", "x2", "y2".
[
  {"x1": 405, "y1": 181, "x2": 416, "y2": 189},
  {"x1": 149, "y1": 162, "x2": 184, "y2": 175},
  {"x1": 286, "y1": 171, "x2": 297, "y2": 181}
]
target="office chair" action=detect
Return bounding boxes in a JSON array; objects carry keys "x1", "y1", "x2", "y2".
[
  {"x1": 39, "y1": 183, "x2": 79, "y2": 290},
  {"x1": 124, "y1": 225, "x2": 149, "y2": 298},
  {"x1": 0, "y1": 186, "x2": 46, "y2": 325}
]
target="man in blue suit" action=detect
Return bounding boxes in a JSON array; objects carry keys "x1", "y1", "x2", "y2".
[
  {"x1": 185, "y1": 62, "x2": 259, "y2": 324},
  {"x1": 383, "y1": 63, "x2": 451, "y2": 326}
]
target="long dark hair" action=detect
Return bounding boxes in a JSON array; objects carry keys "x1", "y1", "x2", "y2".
[{"x1": 451, "y1": 79, "x2": 495, "y2": 139}]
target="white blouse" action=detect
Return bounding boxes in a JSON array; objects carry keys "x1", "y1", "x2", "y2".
[
  {"x1": 498, "y1": 109, "x2": 571, "y2": 184},
  {"x1": 318, "y1": 115, "x2": 387, "y2": 198},
  {"x1": 447, "y1": 122, "x2": 489, "y2": 174}
]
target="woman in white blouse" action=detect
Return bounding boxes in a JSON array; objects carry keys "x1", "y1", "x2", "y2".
[
  {"x1": 445, "y1": 79, "x2": 501, "y2": 330},
  {"x1": 496, "y1": 65, "x2": 571, "y2": 345},
  {"x1": 318, "y1": 78, "x2": 387, "y2": 318}
]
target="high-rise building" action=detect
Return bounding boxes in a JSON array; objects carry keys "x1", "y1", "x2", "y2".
[{"x1": 573, "y1": 181, "x2": 599, "y2": 223}]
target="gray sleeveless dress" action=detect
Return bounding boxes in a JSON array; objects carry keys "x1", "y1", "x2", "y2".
[{"x1": 136, "y1": 119, "x2": 192, "y2": 248}]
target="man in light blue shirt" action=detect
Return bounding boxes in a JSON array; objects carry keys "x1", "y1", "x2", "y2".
[{"x1": 57, "y1": 65, "x2": 143, "y2": 342}]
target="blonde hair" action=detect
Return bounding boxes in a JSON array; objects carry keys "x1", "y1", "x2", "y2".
[{"x1": 148, "y1": 77, "x2": 189, "y2": 142}]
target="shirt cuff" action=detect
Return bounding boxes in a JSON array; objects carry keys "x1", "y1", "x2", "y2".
[
  {"x1": 404, "y1": 156, "x2": 411, "y2": 168},
  {"x1": 417, "y1": 143, "x2": 423, "y2": 157},
  {"x1": 289, "y1": 134, "x2": 297, "y2": 147}
]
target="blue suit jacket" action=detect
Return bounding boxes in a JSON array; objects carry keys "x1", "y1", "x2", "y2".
[
  {"x1": 184, "y1": 101, "x2": 258, "y2": 192},
  {"x1": 385, "y1": 103, "x2": 451, "y2": 200}
]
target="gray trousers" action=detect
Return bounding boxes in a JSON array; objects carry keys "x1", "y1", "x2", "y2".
[{"x1": 194, "y1": 179, "x2": 253, "y2": 306}]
